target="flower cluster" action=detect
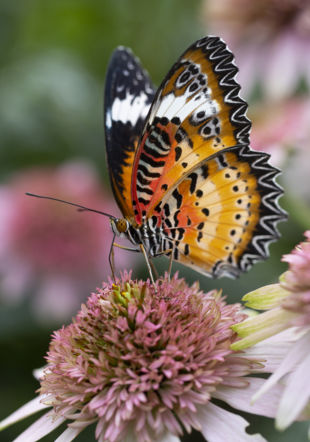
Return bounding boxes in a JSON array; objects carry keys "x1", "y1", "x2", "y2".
[
  {"x1": 0, "y1": 273, "x2": 287, "y2": 442},
  {"x1": 232, "y1": 231, "x2": 310, "y2": 432}
]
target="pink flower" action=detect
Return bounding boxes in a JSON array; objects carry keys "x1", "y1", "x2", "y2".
[
  {"x1": 204, "y1": 0, "x2": 310, "y2": 99},
  {"x1": 0, "y1": 273, "x2": 288, "y2": 442},
  {"x1": 0, "y1": 162, "x2": 134, "y2": 322},
  {"x1": 249, "y1": 98, "x2": 310, "y2": 167},
  {"x1": 232, "y1": 231, "x2": 310, "y2": 433}
]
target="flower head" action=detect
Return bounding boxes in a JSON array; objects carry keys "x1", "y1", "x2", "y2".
[
  {"x1": 204, "y1": 0, "x2": 310, "y2": 99},
  {"x1": 282, "y1": 231, "x2": 310, "y2": 290},
  {"x1": 280, "y1": 231, "x2": 310, "y2": 325},
  {"x1": 0, "y1": 162, "x2": 133, "y2": 322},
  {"x1": 1, "y1": 273, "x2": 285, "y2": 442}
]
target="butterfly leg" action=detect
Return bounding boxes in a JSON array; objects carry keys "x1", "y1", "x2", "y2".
[
  {"x1": 149, "y1": 257, "x2": 159, "y2": 280},
  {"x1": 109, "y1": 242, "x2": 140, "y2": 282},
  {"x1": 167, "y1": 246, "x2": 174, "y2": 281},
  {"x1": 113, "y1": 242, "x2": 140, "y2": 253},
  {"x1": 139, "y1": 243, "x2": 155, "y2": 286},
  {"x1": 109, "y1": 234, "x2": 116, "y2": 282},
  {"x1": 153, "y1": 248, "x2": 174, "y2": 280}
]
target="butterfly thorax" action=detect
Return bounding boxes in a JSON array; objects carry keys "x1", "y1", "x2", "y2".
[{"x1": 111, "y1": 217, "x2": 167, "y2": 257}]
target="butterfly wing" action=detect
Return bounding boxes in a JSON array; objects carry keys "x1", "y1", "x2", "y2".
[
  {"x1": 104, "y1": 47, "x2": 156, "y2": 219},
  {"x1": 131, "y1": 36, "x2": 251, "y2": 225},
  {"x1": 159, "y1": 145, "x2": 286, "y2": 277}
]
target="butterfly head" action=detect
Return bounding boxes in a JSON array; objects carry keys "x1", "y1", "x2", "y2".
[{"x1": 110, "y1": 217, "x2": 130, "y2": 237}]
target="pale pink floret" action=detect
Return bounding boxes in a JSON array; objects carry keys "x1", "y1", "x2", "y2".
[
  {"x1": 0, "y1": 162, "x2": 133, "y2": 321},
  {"x1": 280, "y1": 231, "x2": 310, "y2": 326},
  {"x1": 282, "y1": 231, "x2": 310, "y2": 290}
]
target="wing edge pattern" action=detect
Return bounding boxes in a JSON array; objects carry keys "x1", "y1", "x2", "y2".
[
  {"x1": 228, "y1": 145, "x2": 287, "y2": 276},
  {"x1": 199, "y1": 36, "x2": 251, "y2": 145}
]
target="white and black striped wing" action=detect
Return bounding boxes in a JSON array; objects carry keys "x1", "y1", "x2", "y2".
[{"x1": 104, "y1": 47, "x2": 155, "y2": 218}]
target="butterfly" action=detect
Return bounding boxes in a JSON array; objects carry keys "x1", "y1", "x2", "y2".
[
  {"x1": 27, "y1": 36, "x2": 286, "y2": 282},
  {"x1": 103, "y1": 35, "x2": 286, "y2": 282}
]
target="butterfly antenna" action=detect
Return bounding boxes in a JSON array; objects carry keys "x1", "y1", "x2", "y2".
[{"x1": 25, "y1": 192, "x2": 114, "y2": 219}]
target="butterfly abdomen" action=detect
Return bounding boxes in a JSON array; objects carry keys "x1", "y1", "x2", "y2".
[{"x1": 126, "y1": 217, "x2": 173, "y2": 257}]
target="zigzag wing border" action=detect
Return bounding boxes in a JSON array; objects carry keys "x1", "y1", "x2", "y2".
[
  {"x1": 231, "y1": 145, "x2": 287, "y2": 276},
  {"x1": 199, "y1": 36, "x2": 251, "y2": 145},
  {"x1": 143, "y1": 35, "x2": 251, "y2": 147}
]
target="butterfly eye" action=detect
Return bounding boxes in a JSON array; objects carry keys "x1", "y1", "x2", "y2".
[{"x1": 116, "y1": 218, "x2": 129, "y2": 233}]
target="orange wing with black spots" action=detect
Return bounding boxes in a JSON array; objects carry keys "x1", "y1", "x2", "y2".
[
  {"x1": 158, "y1": 145, "x2": 286, "y2": 277},
  {"x1": 104, "y1": 46, "x2": 155, "y2": 219},
  {"x1": 131, "y1": 36, "x2": 251, "y2": 225}
]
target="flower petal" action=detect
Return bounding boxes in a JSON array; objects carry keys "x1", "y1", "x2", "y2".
[
  {"x1": 196, "y1": 402, "x2": 266, "y2": 442},
  {"x1": 242, "y1": 284, "x2": 290, "y2": 310},
  {"x1": 13, "y1": 411, "x2": 65, "y2": 442},
  {"x1": 252, "y1": 329, "x2": 310, "y2": 403},
  {"x1": 276, "y1": 350, "x2": 310, "y2": 429},
  {"x1": 33, "y1": 366, "x2": 49, "y2": 381},
  {"x1": 243, "y1": 328, "x2": 300, "y2": 372},
  {"x1": 55, "y1": 426, "x2": 84, "y2": 442},
  {"x1": 0, "y1": 396, "x2": 49, "y2": 431},
  {"x1": 214, "y1": 377, "x2": 283, "y2": 418},
  {"x1": 231, "y1": 308, "x2": 295, "y2": 350},
  {"x1": 157, "y1": 434, "x2": 180, "y2": 442}
]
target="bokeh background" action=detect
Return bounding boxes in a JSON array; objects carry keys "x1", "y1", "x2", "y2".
[{"x1": 1, "y1": 0, "x2": 309, "y2": 440}]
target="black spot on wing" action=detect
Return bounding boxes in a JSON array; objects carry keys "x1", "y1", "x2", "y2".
[
  {"x1": 172, "y1": 189, "x2": 182, "y2": 209},
  {"x1": 201, "y1": 164, "x2": 209, "y2": 179},
  {"x1": 171, "y1": 117, "x2": 181, "y2": 125},
  {"x1": 175, "y1": 146, "x2": 182, "y2": 162},
  {"x1": 188, "y1": 172, "x2": 198, "y2": 194}
]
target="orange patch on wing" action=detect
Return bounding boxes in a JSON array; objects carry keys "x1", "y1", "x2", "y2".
[
  {"x1": 111, "y1": 144, "x2": 136, "y2": 221},
  {"x1": 162, "y1": 150, "x2": 263, "y2": 275}
]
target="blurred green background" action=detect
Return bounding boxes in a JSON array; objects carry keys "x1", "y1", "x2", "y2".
[{"x1": 0, "y1": 0, "x2": 308, "y2": 441}]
